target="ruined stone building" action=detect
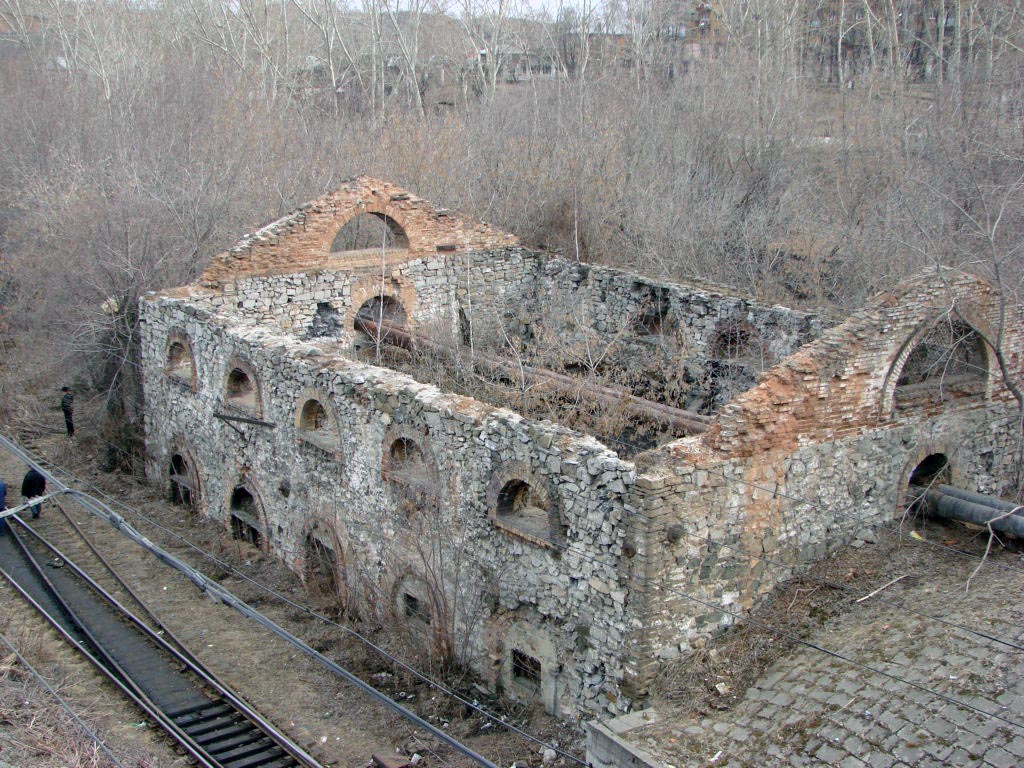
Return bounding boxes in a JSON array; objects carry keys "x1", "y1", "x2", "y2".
[{"x1": 140, "y1": 177, "x2": 1024, "y2": 720}]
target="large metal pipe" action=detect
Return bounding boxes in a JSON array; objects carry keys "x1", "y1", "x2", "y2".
[
  {"x1": 934, "y1": 484, "x2": 1021, "y2": 514},
  {"x1": 919, "y1": 487, "x2": 1024, "y2": 538},
  {"x1": 355, "y1": 318, "x2": 710, "y2": 435}
]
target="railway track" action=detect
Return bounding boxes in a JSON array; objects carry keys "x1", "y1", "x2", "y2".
[{"x1": 0, "y1": 513, "x2": 324, "y2": 768}]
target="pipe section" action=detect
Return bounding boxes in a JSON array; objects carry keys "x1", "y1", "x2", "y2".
[{"x1": 920, "y1": 487, "x2": 1024, "y2": 538}]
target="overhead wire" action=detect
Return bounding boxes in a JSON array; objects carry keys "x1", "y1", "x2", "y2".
[
  {"x1": 41, "y1": 435, "x2": 1024, "y2": 736},
  {"x1": 4, "y1": 436, "x2": 588, "y2": 768},
  {"x1": 21, "y1": 408, "x2": 1024, "y2": 735},
  {"x1": 549, "y1": 497, "x2": 1024, "y2": 733},
  {"x1": 0, "y1": 630, "x2": 128, "y2": 768}
]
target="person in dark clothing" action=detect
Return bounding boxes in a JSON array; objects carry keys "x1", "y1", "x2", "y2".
[
  {"x1": 0, "y1": 479, "x2": 6, "y2": 534},
  {"x1": 21, "y1": 468, "x2": 46, "y2": 519},
  {"x1": 61, "y1": 386, "x2": 75, "y2": 438}
]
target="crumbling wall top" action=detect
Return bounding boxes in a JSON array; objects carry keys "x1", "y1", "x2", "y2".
[
  {"x1": 199, "y1": 176, "x2": 519, "y2": 283},
  {"x1": 675, "y1": 269, "x2": 1022, "y2": 459}
]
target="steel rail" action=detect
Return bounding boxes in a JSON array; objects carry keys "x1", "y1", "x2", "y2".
[
  {"x1": 0, "y1": 519, "x2": 221, "y2": 768},
  {"x1": 0, "y1": 433, "x2": 502, "y2": 768},
  {"x1": 11, "y1": 518, "x2": 324, "y2": 768},
  {"x1": 50, "y1": 495, "x2": 314, "y2": 744}
]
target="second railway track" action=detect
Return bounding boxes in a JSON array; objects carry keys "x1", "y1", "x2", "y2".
[{"x1": 0, "y1": 513, "x2": 324, "y2": 768}]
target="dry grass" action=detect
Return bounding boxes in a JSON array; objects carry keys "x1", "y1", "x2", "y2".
[{"x1": 0, "y1": 612, "x2": 170, "y2": 768}]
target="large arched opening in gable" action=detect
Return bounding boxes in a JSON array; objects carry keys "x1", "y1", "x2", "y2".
[
  {"x1": 330, "y1": 212, "x2": 409, "y2": 253},
  {"x1": 892, "y1": 318, "x2": 988, "y2": 412}
]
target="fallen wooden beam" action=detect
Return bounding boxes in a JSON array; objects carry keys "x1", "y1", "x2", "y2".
[{"x1": 356, "y1": 318, "x2": 709, "y2": 435}]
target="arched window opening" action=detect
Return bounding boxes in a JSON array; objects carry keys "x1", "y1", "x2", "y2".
[
  {"x1": 297, "y1": 398, "x2": 335, "y2": 452},
  {"x1": 166, "y1": 339, "x2": 195, "y2": 384},
  {"x1": 330, "y1": 213, "x2": 409, "y2": 253},
  {"x1": 632, "y1": 290, "x2": 675, "y2": 337},
  {"x1": 300, "y1": 399, "x2": 329, "y2": 431},
  {"x1": 403, "y1": 592, "x2": 430, "y2": 624},
  {"x1": 168, "y1": 453, "x2": 197, "y2": 510},
  {"x1": 354, "y1": 295, "x2": 408, "y2": 352},
  {"x1": 909, "y1": 453, "x2": 950, "y2": 489},
  {"x1": 225, "y1": 366, "x2": 260, "y2": 414},
  {"x1": 495, "y1": 479, "x2": 558, "y2": 543},
  {"x1": 229, "y1": 486, "x2": 262, "y2": 548},
  {"x1": 391, "y1": 437, "x2": 421, "y2": 463},
  {"x1": 382, "y1": 433, "x2": 438, "y2": 510},
  {"x1": 709, "y1": 320, "x2": 765, "y2": 368},
  {"x1": 895, "y1": 320, "x2": 987, "y2": 411},
  {"x1": 395, "y1": 576, "x2": 434, "y2": 644}
]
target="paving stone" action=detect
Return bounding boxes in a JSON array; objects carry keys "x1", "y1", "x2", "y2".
[{"x1": 982, "y1": 746, "x2": 1018, "y2": 768}]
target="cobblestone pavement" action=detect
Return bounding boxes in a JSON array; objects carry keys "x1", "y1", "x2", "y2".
[{"x1": 631, "y1": 537, "x2": 1024, "y2": 767}]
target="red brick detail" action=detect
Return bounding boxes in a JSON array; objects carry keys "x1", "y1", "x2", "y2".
[
  {"x1": 200, "y1": 176, "x2": 519, "y2": 282},
  {"x1": 695, "y1": 271, "x2": 1023, "y2": 458}
]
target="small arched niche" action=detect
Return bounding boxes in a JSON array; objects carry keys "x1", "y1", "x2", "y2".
[
  {"x1": 909, "y1": 453, "x2": 951, "y2": 488},
  {"x1": 296, "y1": 396, "x2": 338, "y2": 453},
  {"x1": 165, "y1": 335, "x2": 196, "y2": 388},
  {"x1": 224, "y1": 361, "x2": 262, "y2": 416},
  {"x1": 381, "y1": 428, "x2": 439, "y2": 506},
  {"x1": 168, "y1": 450, "x2": 200, "y2": 512},
  {"x1": 330, "y1": 212, "x2": 409, "y2": 254},
  {"x1": 903, "y1": 453, "x2": 951, "y2": 514},
  {"x1": 893, "y1": 319, "x2": 987, "y2": 412},
  {"x1": 229, "y1": 485, "x2": 264, "y2": 548},
  {"x1": 489, "y1": 472, "x2": 564, "y2": 547},
  {"x1": 632, "y1": 289, "x2": 676, "y2": 338},
  {"x1": 353, "y1": 294, "x2": 408, "y2": 352}
]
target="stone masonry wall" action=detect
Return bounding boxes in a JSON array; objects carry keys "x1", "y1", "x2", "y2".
[
  {"x1": 521, "y1": 256, "x2": 824, "y2": 363},
  {"x1": 140, "y1": 294, "x2": 642, "y2": 719},
  {"x1": 141, "y1": 176, "x2": 1024, "y2": 719},
  {"x1": 628, "y1": 270, "x2": 1024, "y2": 674}
]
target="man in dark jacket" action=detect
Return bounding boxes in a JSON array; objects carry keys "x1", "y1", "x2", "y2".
[
  {"x1": 21, "y1": 468, "x2": 46, "y2": 519},
  {"x1": 61, "y1": 386, "x2": 74, "y2": 438},
  {"x1": 0, "y1": 479, "x2": 6, "y2": 533}
]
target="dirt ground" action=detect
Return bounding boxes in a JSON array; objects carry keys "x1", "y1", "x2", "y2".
[
  {"x1": 2, "y1": 414, "x2": 1019, "y2": 768},
  {"x1": 647, "y1": 511, "x2": 1024, "y2": 717},
  {"x1": 0, "y1": 429, "x2": 584, "y2": 768}
]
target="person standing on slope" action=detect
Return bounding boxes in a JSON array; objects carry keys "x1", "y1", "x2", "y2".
[{"x1": 60, "y1": 386, "x2": 75, "y2": 438}]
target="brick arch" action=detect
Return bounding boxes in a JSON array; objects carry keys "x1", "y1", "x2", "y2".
[
  {"x1": 301, "y1": 517, "x2": 349, "y2": 611},
  {"x1": 226, "y1": 473, "x2": 270, "y2": 551},
  {"x1": 486, "y1": 461, "x2": 565, "y2": 548},
  {"x1": 200, "y1": 177, "x2": 519, "y2": 282},
  {"x1": 381, "y1": 423, "x2": 440, "y2": 491},
  {"x1": 348, "y1": 276, "x2": 418, "y2": 334},
  {"x1": 879, "y1": 310, "x2": 994, "y2": 417},
  {"x1": 294, "y1": 387, "x2": 342, "y2": 454},
  {"x1": 484, "y1": 610, "x2": 560, "y2": 713},
  {"x1": 894, "y1": 443, "x2": 961, "y2": 516},
  {"x1": 327, "y1": 207, "x2": 410, "y2": 254}
]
